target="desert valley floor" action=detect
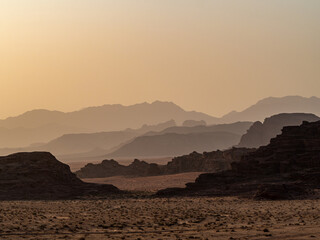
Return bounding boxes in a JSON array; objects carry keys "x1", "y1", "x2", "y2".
[
  {"x1": 0, "y1": 197, "x2": 320, "y2": 240},
  {"x1": 81, "y1": 172, "x2": 203, "y2": 192}
]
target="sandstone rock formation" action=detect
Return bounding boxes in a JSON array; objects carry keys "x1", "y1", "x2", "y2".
[
  {"x1": 164, "y1": 148, "x2": 253, "y2": 175},
  {"x1": 238, "y1": 113, "x2": 320, "y2": 148},
  {"x1": 157, "y1": 120, "x2": 320, "y2": 200},
  {"x1": 76, "y1": 159, "x2": 163, "y2": 178},
  {"x1": 76, "y1": 148, "x2": 253, "y2": 178},
  {"x1": 0, "y1": 152, "x2": 120, "y2": 200}
]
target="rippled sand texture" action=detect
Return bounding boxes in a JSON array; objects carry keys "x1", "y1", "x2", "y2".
[{"x1": 0, "y1": 197, "x2": 320, "y2": 240}]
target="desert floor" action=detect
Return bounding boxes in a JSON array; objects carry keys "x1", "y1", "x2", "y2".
[
  {"x1": 82, "y1": 172, "x2": 203, "y2": 192},
  {"x1": 0, "y1": 197, "x2": 320, "y2": 240}
]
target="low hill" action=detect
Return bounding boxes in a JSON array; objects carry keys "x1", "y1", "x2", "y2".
[
  {"x1": 238, "y1": 113, "x2": 320, "y2": 148},
  {"x1": 0, "y1": 152, "x2": 120, "y2": 200}
]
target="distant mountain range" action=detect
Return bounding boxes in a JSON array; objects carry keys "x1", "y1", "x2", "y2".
[
  {"x1": 0, "y1": 121, "x2": 252, "y2": 161},
  {"x1": 144, "y1": 122, "x2": 252, "y2": 136},
  {"x1": 0, "y1": 101, "x2": 216, "y2": 148},
  {"x1": 105, "y1": 131, "x2": 241, "y2": 158},
  {"x1": 0, "y1": 120, "x2": 177, "y2": 156},
  {"x1": 97, "y1": 121, "x2": 251, "y2": 159},
  {"x1": 221, "y1": 96, "x2": 320, "y2": 123},
  {"x1": 0, "y1": 95, "x2": 320, "y2": 154}
]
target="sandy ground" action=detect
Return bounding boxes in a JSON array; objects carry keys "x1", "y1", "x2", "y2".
[
  {"x1": 82, "y1": 172, "x2": 203, "y2": 192},
  {"x1": 0, "y1": 197, "x2": 320, "y2": 240}
]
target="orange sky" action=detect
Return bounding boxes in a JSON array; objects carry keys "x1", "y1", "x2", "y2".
[{"x1": 1, "y1": 0, "x2": 319, "y2": 118}]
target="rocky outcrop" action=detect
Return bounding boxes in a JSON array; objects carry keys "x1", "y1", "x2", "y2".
[
  {"x1": 76, "y1": 159, "x2": 163, "y2": 178},
  {"x1": 157, "y1": 120, "x2": 320, "y2": 200},
  {"x1": 253, "y1": 184, "x2": 312, "y2": 200},
  {"x1": 238, "y1": 113, "x2": 320, "y2": 148},
  {"x1": 0, "y1": 152, "x2": 120, "y2": 200},
  {"x1": 76, "y1": 148, "x2": 253, "y2": 178},
  {"x1": 164, "y1": 148, "x2": 253, "y2": 175}
]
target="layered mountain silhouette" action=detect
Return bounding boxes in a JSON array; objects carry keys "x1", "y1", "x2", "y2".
[
  {"x1": 221, "y1": 96, "x2": 320, "y2": 123},
  {"x1": 106, "y1": 132, "x2": 241, "y2": 158},
  {"x1": 0, "y1": 120, "x2": 177, "y2": 157},
  {"x1": 238, "y1": 113, "x2": 320, "y2": 148},
  {"x1": 103, "y1": 121, "x2": 253, "y2": 158},
  {"x1": 144, "y1": 122, "x2": 252, "y2": 136},
  {"x1": 0, "y1": 101, "x2": 216, "y2": 148},
  {"x1": 1, "y1": 95, "x2": 320, "y2": 152},
  {"x1": 0, "y1": 121, "x2": 251, "y2": 161},
  {"x1": 182, "y1": 120, "x2": 206, "y2": 127},
  {"x1": 157, "y1": 120, "x2": 320, "y2": 199},
  {"x1": 34, "y1": 120, "x2": 177, "y2": 156}
]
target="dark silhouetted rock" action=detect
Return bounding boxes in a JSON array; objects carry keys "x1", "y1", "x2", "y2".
[
  {"x1": 164, "y1": 148, "x2": 253, "y2": 175},
  {"x1": 156, "y1": 120, "x2": 320, "y2": 199},
  {"x1": 0, "y1": 152, "x2": 120, "y2": 200},
  {"x1": 253, "y1": 184, "x2": 311, "y2": 200},
  {"x1": 76, "y1": 148, "x2": 253, "y2": 178},
  {"x1": 76, "y1": 159, "x2": 163, "y2": 178},
  {"x1": 238, "y1": 113, "x2": 320, "y2": 148}
]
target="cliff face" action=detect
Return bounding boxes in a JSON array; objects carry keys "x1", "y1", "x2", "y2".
[
  {"x1": 238, "y1": 113, "x2": 320, "y2": 148},
  {"x1": 76, "y1": 148, "x2": 253, "y2": 178},
  {"x1": 235, "y1": 120, "x2": 320, "y2": 175},
  {"x1": 0, "y1": 152, "x2": 120, "y2": 200},
  {"x1": 157, "y1": 121, "x2": 320, "y2": 199}
]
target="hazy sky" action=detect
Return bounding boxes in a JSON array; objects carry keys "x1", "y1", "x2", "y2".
[{"x1": 1, "y1": 0, "x2": 319, "y2": 118}]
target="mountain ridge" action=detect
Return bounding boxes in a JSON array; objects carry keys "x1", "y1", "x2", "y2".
[
  {"x1": 221, "y1": 96, "x2": 320, "y2": 123},
  {"x1": 0, "y1": 101, "x2": 216, "y2": 148}
]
